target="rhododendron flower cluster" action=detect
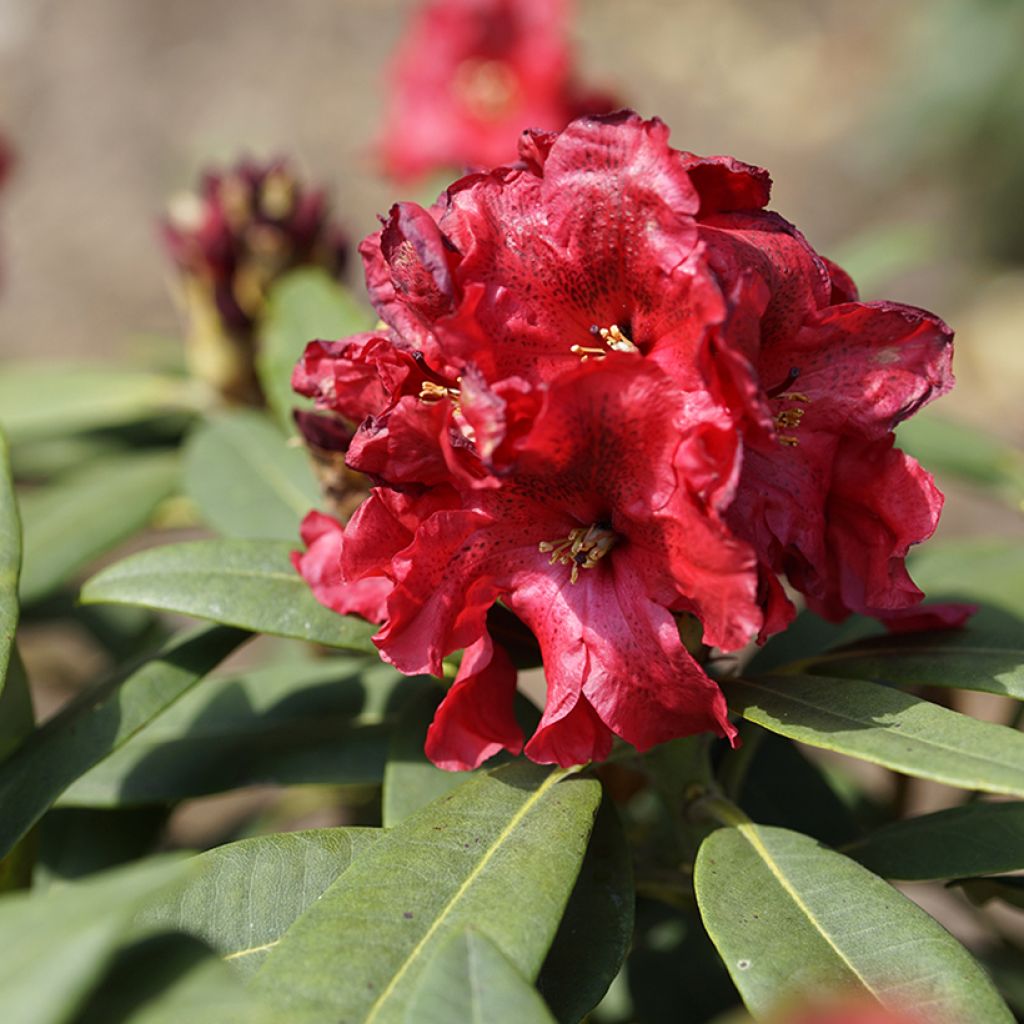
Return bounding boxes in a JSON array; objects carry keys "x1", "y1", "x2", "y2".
[
  {"x1": 162, "y1": 157, "x2": 347, "y2": 402},
  {"x1": 378, "y1": 0, "x2": 616, "y2": 181},
  {"x1": 294, "y1": 112, "x2": 962, "y2": 771}
]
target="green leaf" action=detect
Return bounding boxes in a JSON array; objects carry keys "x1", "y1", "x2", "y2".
[
  {"x1": 0, "y1": 856, "x2": 188, "y2": 1024},
  {"x1": 139, "y1": 827, "x2": 381, "y2": 977},
  {"x1": 19, "y1": 450, "x2": 180, "y2": 605},
  {"x1": 897, "y1": 413, "x2": 1024, "y2": 508},
  {"x1": 405, "y1": 929, "x2": 557, "y2": 1024},
  {"x1": 793, "y1": 604, "x2": 1024, "y2": 700},
  {"x1": 723, "y1": 674, "x2": 1024, "y2": 797},
  {"x1": 536, "y1": 795, "x2": 634, "y2": 1024},
  {"x1": 0, "y1": 625, "x2": 247, "y2": 860},
  {"x1": 694, "y1": 823, "x2": 1012, "y2": 1022},
  {"x1": 908, "y1": 539, "x2": 1024, "y2": 618},
  {"x1": 74, "y1": 932, "x2": 284, "y2": 1024},
  {"x1": 80, "y1": 539, "x2": 376, "y2": 651},
  {"x1": 952, "y1": 875, "x2": 1024, "y2": 910},
  {"x1": 59, "y1": 655, "x2": 407, "y2": 807},
  {"x1": 737, "y1": 732, "x2": 860, "y2": 848},
  {"x1": 0, "y1": 635, "x2": 33, "y2": 766},
  {"x1": 844, "y1": 801, "x2": 1024, "y2": 880},
  {"x1": 252, "y1": 762, "x2": 601, "y2": 1023},
  {"x1": 258, "y1": 269, "x2": 375, "y2": 435},
  {"x1": 382, "y1": 680, "x2": 470, "y2": 828},
  {"x1": 0, "y1": 430, "x2": 20, "y2": 690},
  {"x1": 0, "y1": 363, "x2": 202, "y2": 444},
  {"x1": 183, "y1": 410, "x2": 320, "y2": 540}
]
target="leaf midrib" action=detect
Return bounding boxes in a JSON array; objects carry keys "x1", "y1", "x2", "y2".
[{"x1": 363, "y1": 768, "x2": 569, "y2": 1023}]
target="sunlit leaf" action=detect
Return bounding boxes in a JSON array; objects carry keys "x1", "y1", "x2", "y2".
[
  {"x1": 844, "y1": 801, "x2": 1024, "y2": 880},
  {"x1": 406, "y1": 929, "x2": 557, "y2": 1024},
  {"x1": 0, "y1": 625, "x2": 247, "y2": 860},
  {"x1": 19, "y1": 450, "x2": 180, "y2": 605},
  {"x1": 139, "y1": 827, "x2": 381, "y2": 976},
  {"x1": 257, "y1": 269, "x2": 374, "y2": 435},
  {"x1": 0, "y1": 364, "x2": 203, "y2": 444},
  {"x1": 695, "y1": 823, "x2": 1012, "y2": 1022},
  {"x1": 183, "y1": 410, "x2": 320, "y2": 540},
  {"x1": 251, "y1": 763, "x2": 601, "y2": 1023},
  {"x1": 60, "y1": 657, "x2": 408, "y2": 807},
  {"x1": 0, "y1": 429, "x2": 21, "y2": 692},
  {"x1": 80, "y1": 539, "x2": 376, "y2": 652},
  {"x1": 536, "y1": 796, "x2": 634, "y2": 1024},
  {"x1": 723, "y1": 674, "x2": 1024, "y2": 797},
  {"x1": 0, "y1": 856, "x2": 188, "y2": 1024}
]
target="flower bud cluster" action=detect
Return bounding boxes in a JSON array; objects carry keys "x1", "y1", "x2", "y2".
[
  {"x1": 163, "y1": 158, "x2": 347, "y2": 403},
  {"x1": 293, "y1": 112, "x2": 968, "y2": 770}
]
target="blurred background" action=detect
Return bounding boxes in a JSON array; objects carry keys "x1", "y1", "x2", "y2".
[{"x1": 0, "y1": 0, "x2": 1022, "y2": 442}]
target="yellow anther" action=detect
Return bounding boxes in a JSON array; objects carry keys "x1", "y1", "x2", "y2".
[
  {"x1": 418, "y1": 381, "x2": 460, "y2": 404},
  {"x1": 572, "y1": 324, "x2": 639, "y2": 361},
  {"x1": 538, "y1": 523, "x2": 617, "y2": 584},
  {"x1": 772, "y1": 392, "x2": 810, "y2": 448},
  {"x1": 777, "y1": 435, "x2": 800, "y2": 447},
  {"x1": 774, "y1": 408, "x2": 804, "y2": 430}
]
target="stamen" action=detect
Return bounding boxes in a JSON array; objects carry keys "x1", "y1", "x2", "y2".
[
  {"x1": 538, "y1": 523, "x2": 618, "y2": 584},
  {"x1": 572, "y1": 323, "x2": 639, "y2": 361},
  {"x1": 765, "y1": 366, "x2": 802, "y2": 399},
  {"x1": 771, "y1": 393, "x2": 810, "y2": 448},
  {"x1": 418, "y1": 381, "x2": 461, "y2": 404}
]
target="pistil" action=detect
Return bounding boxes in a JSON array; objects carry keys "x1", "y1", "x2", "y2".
[{"x1": 539, "y1": 522, "x2": 618, "y2": 584}]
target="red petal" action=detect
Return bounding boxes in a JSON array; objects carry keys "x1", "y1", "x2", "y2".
[{"x1": 425, "y1": 633, "x2": 524, "y2": 770}]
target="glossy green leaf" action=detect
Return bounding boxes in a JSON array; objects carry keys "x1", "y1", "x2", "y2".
[
  {"x1": 695, "y1": 823, "x2": 1012, "y2": 1022},
  {"x1": 252, "y1": 762, "x2": 601, "y2": 1023},
  {"x1": 382, "y1": 680, "x2": 469, "y2": 827},
  {"x1": 75, "y1": 932, "x2": 283, "y2": 1024},
  {"x1": 0, "y1": 625, "x2": 247, "y2": 860},
  {"x1": 0, "y1": 856, "x2": 188, "y2": 1024},
  {"x1": 908, "y1": 539, "x2": 1024, "y2": 618},
  {"x1": 898, "y1": 413, "x2": 1024, "y2": 507},
  {"x1": 537, "y1": 796, "x2": 634, "y2": 1024},
  {"x1": 139, "y1": 827, "x2": 381, "y2": 977},
  {"x1": 844, "y1": 801, "x2": 1024, "y2": 880},
  {"x1": 0, "y1": 631, "x2": 33, "y2": 768},
  {"x1": 258, "y1": 269, "x2": 374, "y2": 435},
  {"x1": 60, "y1": 656, "x2": 406, "y2": 806},
  {"x1": 723, "y1": 674, "x2": 1024, "y2": 797},
  {"x1": 793, "y1": 604, "x2": 1024, "y2": 700},
  {"x1": 80, "y1": 539, "x2": 376, "y2": 652},
  {"x1": 405, "y1": 929, "x2": 557, "y2": 1024},
  {"x1": 19, "y1": 450, "x2": 180, "y2": 605},
  {"x1": 0, "y1": 430, "x2": 20, "y2": 691},
  {"x1": 183, "y1": 410, "x2": 320, "y2": 540},
  {"x1": 0, "y1": 363, "x2": 202, "y2": 444}
]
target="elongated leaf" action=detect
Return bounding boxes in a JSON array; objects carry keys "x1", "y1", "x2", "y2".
[
  {"x1": 723, "y1": 674, "x2": 1024, "y2": 797},
  {"x1": 19, "y1": 450, "x2": 180, "y2": 605},
  {"x1": 844, "y1": 801, "x2": 1024, "y2": 880},
  {"x1": 258, "y1": 269, "x2": 374, "y2": 435},
  {"x1": 383, "y1": 680, "x2": 469, "y2": 828},
  {"x1": 252, "y1": 762, "x2": 601, "y2": 1023},
  {"x1": 794, "y1": 604, "x2": 1024, "y2": 700},
  {"x1": 0, "y1": 856, "x2": 187, "y2": 1024},
  {"x1": 908, "y1": 539, "x2": 1024, "y2": 618},
  {"x1": 139, "y1": 827, "x2": 381, "y2": 977},
  {"x1": 897, "y1": 413, "x2": 1024, "y2": 508},
  {"x1": 406, "y1": 929, "x2": 557, "y2": 1024},
  {"x1": 0, "y1": 430, "x2": 19, "y2": 688},
  {"x1": 0, "y1": 625, "x2": 246, "y2": 860},
  {"x1": 60, "y1": 656, "x2": 406, "y2": 807},
  {"x1": 183, "y1": 410, "x2": 320, "y2": 540},
  {"x1": 537, "y1": 795, "x2": 634, "y2": 1024},
  {"x1": 76, "y1": 933, "x2": 283, "y2": 1024},
  {"x1": 80, "y1": 539, "x2": 376, "y2": 651},
  {"x1": 0, "y1": 363, "x2": 202, "y2": 443},
  {"x1": 695, "y1": 823, "x2": 1012, "y2": 1022}
]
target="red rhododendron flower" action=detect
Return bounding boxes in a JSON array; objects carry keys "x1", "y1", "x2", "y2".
[
  {"x1": 163, "y1": 157, "x2": 347, "y2": 402},
  {"x1": 378, "y1": 0, "x2": 617, "y2": 181},
  {"x1": 294, "y1": 110, "x2": 965, "y2": 770}
]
